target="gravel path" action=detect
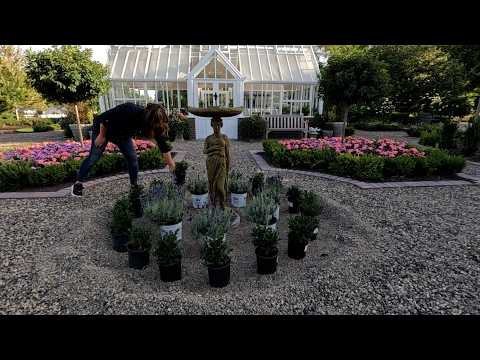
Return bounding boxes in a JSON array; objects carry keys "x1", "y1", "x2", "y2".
[
  {"x1": 0, "y1": 130, "x2": 65, "y2": 145},
  {"x1": 354, "y1": 129, "x2": 420, "y2": 146},
  {"x1": 1, "y1": 140, "x2": 479, "y2": 314}
]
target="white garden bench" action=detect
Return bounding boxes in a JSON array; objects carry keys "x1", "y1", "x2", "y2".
[{"x1": 264, "y1": 114, "x2": 309, "y2": 139}]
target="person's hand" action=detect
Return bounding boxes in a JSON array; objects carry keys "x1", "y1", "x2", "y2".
[
  {"x1": 168, "y1": 162, "x2": 176, "y2": 173},
  {"x1": 95, "y1": 134, "x2": 106, "y2": 148}
]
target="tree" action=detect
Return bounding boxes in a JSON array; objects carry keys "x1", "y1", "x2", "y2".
[
  {"x1": 440, "y1": 45, "x2": 480, "y2": 115},
  {"x1": 0, "y1": 46, "x2": 46, "y2": 117},
  {"x1": 25, "y1": 45, "x2": 109, "y2": 143},
  {"x1": 319, "y1": 50, "x2": 390, "y2": 124},
  {"x1": 371, "y1": 45, "x2": 469, "y2": 116}
]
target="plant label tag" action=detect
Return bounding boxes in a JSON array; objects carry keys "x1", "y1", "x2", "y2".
[
  {"x1": 313, "y1": 227, "x2": 318, "y2": 234},
  {"x1": 304, "y1": 245, "x2": 309, "y2": 252},
  {"x1": 288, "y1": 201, "x2": 293, "y2": 207}
]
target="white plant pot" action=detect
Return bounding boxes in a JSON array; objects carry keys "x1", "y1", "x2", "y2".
[
  {"x1": 274, "y1": 205, "x2": 280, "y2": 221},
  {"x1": 231, "y1": 192, "x2": 247, "y2": 208},
  {"x1": 191, "y1": 193, "x2": 209, "y2": 209},
  {"x1": 266, "y1": 222, "x2": 277, "y2": 231},
  {"x1": 160, "y1": 221, "x2": 182, "y2": 240}
]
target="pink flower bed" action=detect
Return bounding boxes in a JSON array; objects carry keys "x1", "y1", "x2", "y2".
[
  {"x1": 1, "y1": 140, "x2": 156, "y2": 166},
  {"x1": 279, "y1": 137, "x2": 425, "y2": 158}
]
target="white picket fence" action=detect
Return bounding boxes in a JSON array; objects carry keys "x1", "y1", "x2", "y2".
[{"x1": 264, "y1": 114, "x2": 308, "y2": 139}]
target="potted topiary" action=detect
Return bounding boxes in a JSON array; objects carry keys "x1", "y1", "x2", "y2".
[
  {"x1": 229, "y1": 170, "x2": 249, "y2": 208},
  {"x1": 129, "y1": 184, "x2": 143, "y2": 218},
  {"x1": 188, "y1": 174, "x2": 209, "y2": 209},
  {"x1": 299, "y1": 190, "x2": 322, "y2": 239},
  {"x1": 286, "y1": 185, "x2": 302, "y2": 214},
  {"x1": 252, "y1": 225, "x2": 279, "y2": 275},
  {"x1": 174, "y1": 161, "x2": 189, "y2": 186},
  {"x1": 250, "y1": 172, "x2": 265, "y2": 196},
  {"x1": 246, "y1": 192, "x2": 278, "y2": 230},
  {"x1": 200, "y1": 228, "x2": 232, "y2": 288},
  {"x1": 110, "y1": 197, "x2": 133, "y2": 252},
  {"x1": 152, "y1": 231, "x2": 182, "y2": 282},
  {"x1": 145, "y1": 196, "x2": 184, "y2": 240},
  {"x1": 127, "y1": 223, "x2": 151, "y2": 270},
  {"x1": 287, "y1": 215, "x2": 318, "y2": 259}
]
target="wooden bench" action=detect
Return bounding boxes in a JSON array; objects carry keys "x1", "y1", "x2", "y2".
[{"x1": 264, "y1": 114, "x2": 308, "y2": 139}]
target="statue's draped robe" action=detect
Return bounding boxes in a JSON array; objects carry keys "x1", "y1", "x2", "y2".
[{"x1": 204, "y1": 133, "x2": 230, "y2": 208}]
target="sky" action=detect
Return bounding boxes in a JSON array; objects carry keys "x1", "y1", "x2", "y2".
[{"x1": 19, "y1": 45, "x2": 110, "y2": 64}]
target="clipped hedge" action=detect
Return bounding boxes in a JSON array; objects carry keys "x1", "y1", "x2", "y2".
[
  {"x1": 262, "y1": 140, "x2": 465, "y2": 181},
  {"x1": 238, "y1": 115, "x2": 266, "y2": 140},
  {"x1": 0, "y1": 147, "x2": 165, "y2": 192}
]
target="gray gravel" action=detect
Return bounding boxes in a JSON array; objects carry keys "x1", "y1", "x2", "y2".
[{"x1": 1, "y1": 140, "x2": 479, "y2": 314}]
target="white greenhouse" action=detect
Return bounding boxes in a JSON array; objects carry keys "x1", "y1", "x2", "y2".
[{"x1": 100, "y1": 45, "x2": 324, "y2": 139}]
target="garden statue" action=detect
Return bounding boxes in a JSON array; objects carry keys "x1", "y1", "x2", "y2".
[{"x1": 203, "y1": 117, "x2": 230, "y2": 208}]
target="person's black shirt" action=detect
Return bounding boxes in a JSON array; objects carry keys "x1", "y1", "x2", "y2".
[{"x1": 93, "y1": 102, "x2": 172, "y2": 153}]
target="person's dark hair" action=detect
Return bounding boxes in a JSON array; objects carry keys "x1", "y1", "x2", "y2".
[{"x1": 144, "y1": 103, "x2": 169, "y2": 138}]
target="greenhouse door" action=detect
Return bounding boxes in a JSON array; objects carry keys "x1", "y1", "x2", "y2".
[{"x1": 194, "y1": 80, "x2": 238, "y2": 139}]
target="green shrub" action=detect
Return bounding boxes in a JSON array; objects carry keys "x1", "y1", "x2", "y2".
[
  {"x1": 145, "y1": 197, "x2": 184, "y2": 226},
  {"x1": 32, "y1": 118, "x2": 55, "y2": 132},
  {"x1": 355, "y1": 154, "x2": 384, "y2": 181},
  {"x1": 91, "y1": 153, "x2": 125, "y2": 176},
  {"x1": 200, "y1": 231, "x2": 231, "y2": 267},
  {"x1": 461, "y1": 116, "x2": 480, "y2": 156},
  {"x1": 345, "y1": 126, "x2": 355, "y2": 136},
  {"x1": 228, "y1": 170, "x2": 249, "y2": 194},
  {"x1": 419, "y1": 126, "x2": 441, "y2": 147},
  {"x1": 393, "y1": 155, "x2": 416, "y2": 178},
  {"x1": 328, "y1": 153, "x2": 358, "y2": 177},
  {"x1": 128, "y1": 223, "x2": 152, "y2": 251},
  {"x1": 187, "y1": 174, "x2": 208, "y2": 195},
  {"x1": 238, "y1": 115, "x2": 266, "y2": 140},
  {"x1": 30, "y1": 164, "x2": 66, "y2": 186},
  {"x1": 251, "y1": 225, "x2": 279, "y2": 257},
  {"x1": 152, "y1": 231, "x2": 182, "y2": 266},
  {"x1": 439, "y1": 120, "x2": 458, "y2": 150},
  {"x1": 424, "y1": 148, "x2": 465, "y2": 176},
  {"x1": 246, "y1": 192, "x2": 277, "y2": 225},
  {"x1": 138, "y1": 147, "x2": 165, "y2": 170},
  {"x1": 299, "y1": 191, "x2": 322, "y2": 217},
  {"x1": 0, "y1": 161, "x2": 33, "y2": 191},
  {"x1": 288, "y1": 215, "x2": 317, "y2": 246},
  {"x1": 111, "y1": 197, "x2": 133, "y2": 237},
  {"x1": 63, "y1": 158, "x2": 82, "y2": 181},
  {"x1": 353, "y1": 122, "x2": 403, "y2": 131},
  {"x1": 250, "y1": 172, "x2": 265, "y2": 196}
]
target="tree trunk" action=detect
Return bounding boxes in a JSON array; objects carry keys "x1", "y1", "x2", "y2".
[
  {"x1": 74, "y1": 103, "x2": 84, "y2": 146},
  {"x1": 340, "y1": 105, "x2": 350, "y2": 126}
]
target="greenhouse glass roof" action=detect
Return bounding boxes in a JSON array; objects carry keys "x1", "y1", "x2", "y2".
[{"x1": 107, "y1": 45, "x2": 320, "y2": 83}]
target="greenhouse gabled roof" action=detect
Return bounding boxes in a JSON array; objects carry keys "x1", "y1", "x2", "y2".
[{"x1": 107, "y1": 45, "x2": 320, "y2": 83}]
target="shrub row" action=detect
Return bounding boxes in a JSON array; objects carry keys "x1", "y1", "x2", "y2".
[
  {"x1": 262, "y1": 140, "x2": 465, "y2": 181},
  {"x1": 0, "y1": 147, "x2": 165, "y2": 192}
]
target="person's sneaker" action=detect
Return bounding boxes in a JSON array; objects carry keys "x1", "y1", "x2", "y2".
[{"x1": 71, "y1": 182, "x2": 83, "y2": 197}]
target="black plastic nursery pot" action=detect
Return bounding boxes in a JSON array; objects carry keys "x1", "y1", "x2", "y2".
[
  {"x1": 207, "y1": 259, "x2": 231, "y2": 288},
  {"x1": 256, "y1": 248, "x2": 278, "y2": 275},
  {"x1": 159, "y1": 261, "x2": 182, "y2": 282},
  {"x1": 175, "y1": 174, "x2": 186, "y2": 186},
  {"x1": 130, "y1": 198, "x2": 143, "y2": 218},
  {"x1": 112, "y1": 234, "x2": 129, "y2": 253},
  {"x1": 128, "y1": 248, "x2": 150, "y2": 270},
  {"x1": 288, "y1": 201, "x2": 300, "y2": 214},
  {"x1": 288, "y1": 239, "x2": 307, "y2": 260}
]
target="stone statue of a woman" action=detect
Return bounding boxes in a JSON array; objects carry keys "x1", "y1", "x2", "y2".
[{"x1": 203, "y1": 117, "x2": 230, "y2": 208}]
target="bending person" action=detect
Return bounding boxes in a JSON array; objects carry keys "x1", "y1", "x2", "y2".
[{"x1": 72, "y1": 102, "x2": 175, "y2": 197}]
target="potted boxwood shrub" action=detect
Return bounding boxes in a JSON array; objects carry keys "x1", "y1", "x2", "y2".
[
  {"x1": 152, "y1": 231, "x2": 182, "y2": 282},
  {"x1": 287, "y1": 215, "x2": 317, "y2": 259},
  {"x1": 174, "y1": 161, "x2": 189, "y2": 186},
  {"x1": 246, "y1": 192, "x2": 278, "y2": 230},
  {"x1": 250, "y1": 172, "x2": 265, "y2": 196},
  {"x1": 286, "y1": 185, "x2": 302, "y2": 214},
  {"x1": 188, "y1": 174, "x2": 209, "y2": 209},
  {"x1": 129, "y1": 184, "x2": 143, "y2": 218},
  {"x1": 200, "y1": 226, "x2": 232, "y2": 288},
  {"x1": 252, "y1": 225, "x2": 279, "y2": 275},
  {"x1": 299, "y1": 190, "x2": 322, "y2": 239},
  {"x1": 229, "y1": 170, "x2": 249, "y2": 208},
  {"x1": 127, "y1": 223, "x2": 151, "y2": 270},
  {"x1": 110, "y1": 197, "x2": 133, "y2": 252},
  {"x1": 145, "y1": 196, "x2": 184, "y2": 240}
]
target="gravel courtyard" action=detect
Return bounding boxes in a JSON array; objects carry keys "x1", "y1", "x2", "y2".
[{"x1": 1, "y1": 140, "x2": 479, "y2": 315}]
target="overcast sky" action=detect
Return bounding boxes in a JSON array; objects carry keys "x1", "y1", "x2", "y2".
[{"x1": 19, "y1": 45, "x2": 110, "y2": 64}]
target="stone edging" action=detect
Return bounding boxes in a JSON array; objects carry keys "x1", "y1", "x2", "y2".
[
  {"x1": 249, "y1": 150, "x2": 480, "y2": 189},
  {"x1": 0, "y1": 151, "x2": 186, "y2": 199},
  {"x1": 466, "y1": 160, "x2": 480, "y2": 167}
]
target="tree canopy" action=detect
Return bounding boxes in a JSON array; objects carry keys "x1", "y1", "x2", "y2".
[
  {"x1": 0, "y1": 45, "x2": 46, "y2": 114},
  {"x1": 25, "y1": 45, "x2": 110, "y2": 105}
]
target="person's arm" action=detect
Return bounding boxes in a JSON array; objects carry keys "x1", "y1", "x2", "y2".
[
  {"x1": 155, "y1": 135, "x2": 175, "y2": 171},
  {"x1": 95, "y1": 123, "x2": 107, "y2": 147}
]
